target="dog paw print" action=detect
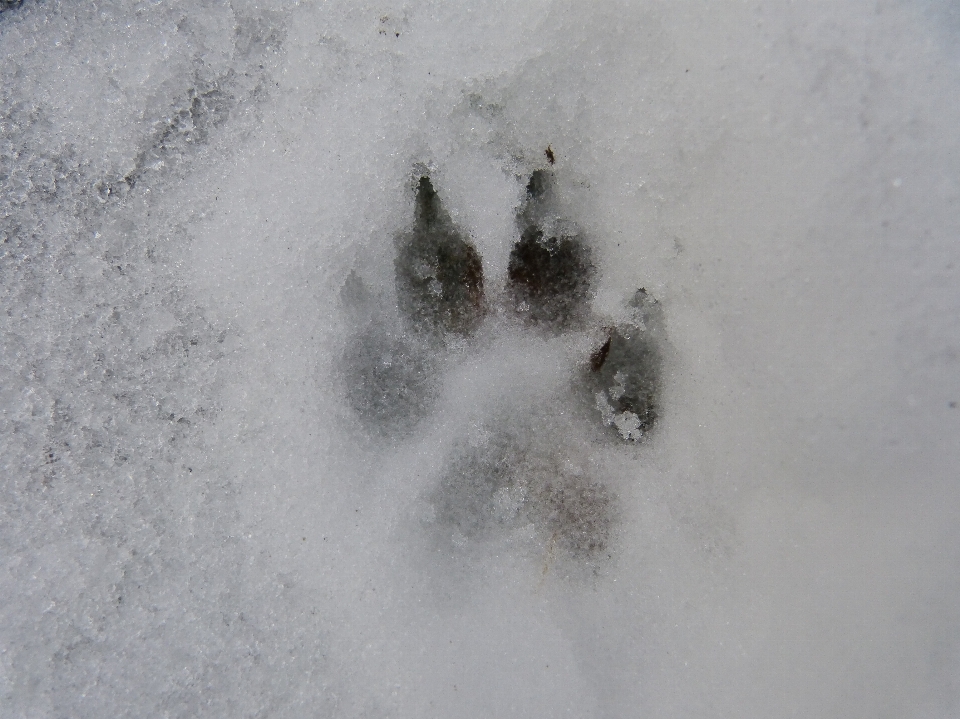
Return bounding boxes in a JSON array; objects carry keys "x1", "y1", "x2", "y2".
[{"x1": 341, "y1": 166, "x2": 665, "y2": 567}]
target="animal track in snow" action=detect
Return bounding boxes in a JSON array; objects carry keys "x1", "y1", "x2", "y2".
[{"x1": 341, "y1": 167, "x2": 665, "y2": 566}]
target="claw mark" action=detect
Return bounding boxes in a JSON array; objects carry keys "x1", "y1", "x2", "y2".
[{"x1": 590, "y1": 334, "x2": 612, "y2": 372}]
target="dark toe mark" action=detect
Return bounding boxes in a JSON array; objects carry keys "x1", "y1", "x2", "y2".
[
  {"x1": 508, "y1": 170, "x2": 593, "y2": 330},
  {"x1": 395, "y1": 176, "x2": 484, "y2": 336},
  {"x1": 587, "y1": 289, "x2": 664, "y2": 441}
]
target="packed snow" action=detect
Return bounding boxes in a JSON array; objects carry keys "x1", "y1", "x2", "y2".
[{"x1": 2, "y1": 1, "x2": 959, "y2": 717}]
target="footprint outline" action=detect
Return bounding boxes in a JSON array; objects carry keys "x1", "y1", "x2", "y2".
[{"x1": 341, "y1": 164, "x2": 666, "y2": 567}]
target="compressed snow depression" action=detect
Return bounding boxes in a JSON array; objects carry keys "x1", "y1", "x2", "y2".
[{"x1": 2, "y1": 1, "x2": 959, "y2": 717}]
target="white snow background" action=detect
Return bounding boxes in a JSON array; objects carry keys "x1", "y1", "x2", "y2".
[{"x1": 1, "y1": 1, "x2": 958, "y2": 717}]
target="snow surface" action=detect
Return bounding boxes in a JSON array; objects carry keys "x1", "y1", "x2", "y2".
[{"x1": 2, "y1": 1, "x2": 959, "y2": 717}]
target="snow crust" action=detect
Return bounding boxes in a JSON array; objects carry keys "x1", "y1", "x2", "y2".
[{"x1": 2, "y1": 1, "x2": 959, "y2": 717}]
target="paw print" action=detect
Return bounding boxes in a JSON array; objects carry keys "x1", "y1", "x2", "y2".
[{"x1": 341, "y1": 166, "x2": 665, "y2": 569}]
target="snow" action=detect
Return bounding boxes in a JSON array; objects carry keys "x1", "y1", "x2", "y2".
[{"x1": 2, "y1": 1, "x2": 959, "y2": 717}]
